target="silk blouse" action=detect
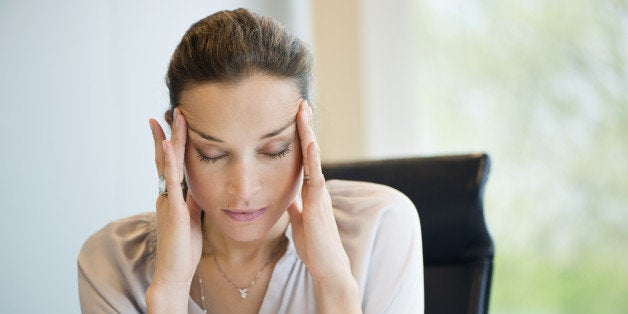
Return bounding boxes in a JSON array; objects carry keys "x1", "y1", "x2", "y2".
[{"x1": 78, "y1": 180, "x2": 424, "y2": 313}]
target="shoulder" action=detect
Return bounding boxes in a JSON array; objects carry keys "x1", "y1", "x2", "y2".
[
  {"x1": 77, "y1": 212, "x2": 157, "y2": 312},
  {"x1": 325, "y1": 178, "x2": 421, "y2": 260},
  {"x1": 326, "y1": 179, "x2": 420, "y2": 228},
  {"x1": 326, "y1": 179, "x2": 423, "y2": 312},
  {"x1": 79, "y1": 212, "x2": 157, "y2": 267}
]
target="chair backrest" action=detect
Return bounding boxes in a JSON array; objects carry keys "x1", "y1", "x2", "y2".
[{"x1": 322, "y1": 153, "x2": 494, "y2": 314}]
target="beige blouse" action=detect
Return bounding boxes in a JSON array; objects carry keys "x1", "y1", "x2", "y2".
[{"x1": 78, "y1": 180, "x2": 424, "y2": 313}]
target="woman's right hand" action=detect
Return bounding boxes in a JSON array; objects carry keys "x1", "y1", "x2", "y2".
[{"x1": 146, "y1": 108, "x2": 203, "y2": 312}]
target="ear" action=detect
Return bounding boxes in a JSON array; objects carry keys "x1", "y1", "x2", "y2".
[{"x1": 164, "y1": 109, "x2": 173, "y2": 128}]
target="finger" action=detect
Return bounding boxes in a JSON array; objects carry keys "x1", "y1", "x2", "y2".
[
  {"x1": 162, "y1": 140, "x2": 186, "y2": 207},
  {"x1": 302, "y1": 141, "x2": 325, "y2": 206},
  {"x1": 149, "y1": 119, "x2": 167, "y2": 175},
  {"x1": 296, "y1": 100, "x2": 313, "y2": 175},
  {"x1": 307, "y1": 104, "x2": 316, "y2": 139},
  {"x1": 170, "y1": 108, "x2": 187, "y2": 183}
]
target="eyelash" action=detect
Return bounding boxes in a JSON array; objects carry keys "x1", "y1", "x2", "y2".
[
  {"x1": 267, "y1": 145, "x2": 292, "y2": 160},
  {"x1": 196, "y1": 144, "x2": 293, "y2": 164},
  {"x1": 196, "y1": 153, "x2": 224, "y2": 164}
]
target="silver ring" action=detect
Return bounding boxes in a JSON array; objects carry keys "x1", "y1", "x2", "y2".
[
  {"x1": 158, "y1": 174, "x2": 168, "y2": 196},
  {"x1": 304, "y1": 175, "x2": 311, "y2": 181}
]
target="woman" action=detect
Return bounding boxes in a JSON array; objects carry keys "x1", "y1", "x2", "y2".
[{"x1": 78, "y1": 8, "x2": 423, "y2": 313}]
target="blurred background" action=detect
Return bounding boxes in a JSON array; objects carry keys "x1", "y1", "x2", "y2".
[{"x1": 1, "y1": 0, "x2": 626, "y2": 312}]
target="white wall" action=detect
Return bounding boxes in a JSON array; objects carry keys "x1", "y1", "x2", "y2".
[
  {"x1": 361, "y1": 0, "x2": 421, "y2": 159},
  {"x1": 0, "y1": 1, "x2": 310, "y2": 312}
]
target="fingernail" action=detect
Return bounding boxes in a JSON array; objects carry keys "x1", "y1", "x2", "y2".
[
  {"x1": 303, "y1": 103, "x2": 309, "y2": 120},
  {"x1": 307, "y1": 106, "x2": 314, "y2": 127},
  {"x1": 149, "y1": 120, "x2": 155, "y2": 133},
  {"x1": 299, "y1": 103, "x2": 306, "y2": 120},
  {"x1": 162, "y1": 140, "x2": 168, "y2": 152}
]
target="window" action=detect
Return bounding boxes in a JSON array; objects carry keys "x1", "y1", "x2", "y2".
[{"x1": 416, "y1": 1, "x2": 628, "y2": 312}]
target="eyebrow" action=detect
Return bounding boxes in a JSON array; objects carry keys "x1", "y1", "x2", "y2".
[{"x1": 188, "y1": 119, "x2": 296, "y2": 143}]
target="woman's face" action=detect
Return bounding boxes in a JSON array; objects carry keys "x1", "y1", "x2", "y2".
[{"x1": 179, "y1": 73, "x2": 303, "y2": 243}]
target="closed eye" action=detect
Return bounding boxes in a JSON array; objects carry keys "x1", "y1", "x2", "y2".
[
  {"x1": 196, "y1": 152, "x2": 227, "y2": 164},
  {"x1": 262, "y1": 144, "x2": 292, "y2": 160},
  {"x1": 195, "y1": 145, "x2": 292, "y2": 164}
]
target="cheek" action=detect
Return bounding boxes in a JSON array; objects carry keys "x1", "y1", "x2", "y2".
[
  {"x1": 183, "y1": 145, "x2": 220, "y2": 201},
  {"x1": 276, "y1": 143, "x2": 304, "y2": 200}
]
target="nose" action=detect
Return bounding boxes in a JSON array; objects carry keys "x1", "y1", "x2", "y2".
[{"x1": 226, "y1": 158, "x2": 261, "y2": 204}]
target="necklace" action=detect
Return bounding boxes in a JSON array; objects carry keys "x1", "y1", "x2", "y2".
[{"x1": 197, "y1": 237, "x2": 286, "y2": 311}]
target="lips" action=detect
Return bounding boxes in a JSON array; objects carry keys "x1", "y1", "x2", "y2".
[{"x1": 223, "y1": 207, "x2": 267, "y2": 223}]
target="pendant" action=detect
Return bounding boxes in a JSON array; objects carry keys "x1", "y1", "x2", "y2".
[{"x1": 239, "y1": 288, "x2": 248, "y2": 299}]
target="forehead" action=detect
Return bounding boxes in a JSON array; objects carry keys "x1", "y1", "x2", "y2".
[{"x1": 179, "y1": 74, "x2": 301, "y2": 142}]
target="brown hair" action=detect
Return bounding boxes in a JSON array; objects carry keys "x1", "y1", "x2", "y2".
[{"x1": 165, "y1": 8, "x2": 313, "y2": 121}]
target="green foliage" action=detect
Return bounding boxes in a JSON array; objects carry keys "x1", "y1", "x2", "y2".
[
  {"x1": 416, "y1": 0, "x2": 628, "y2": 312},
  {"x1": 492, "y1": 252, "x2": 628, "y2": 313}
]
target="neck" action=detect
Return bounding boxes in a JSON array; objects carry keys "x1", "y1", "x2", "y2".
[{"x1": 203, "y1": 212, "x2": 289, "y2": 266}]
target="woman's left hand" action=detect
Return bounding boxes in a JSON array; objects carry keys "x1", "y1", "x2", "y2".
[{"x1": 287, "y1": 101, "x2": 360, "y2": 311}]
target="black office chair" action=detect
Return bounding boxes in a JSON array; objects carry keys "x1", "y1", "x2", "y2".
[{"x1": 322, "y1": 153, "x2": 494, "y2": 314}]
